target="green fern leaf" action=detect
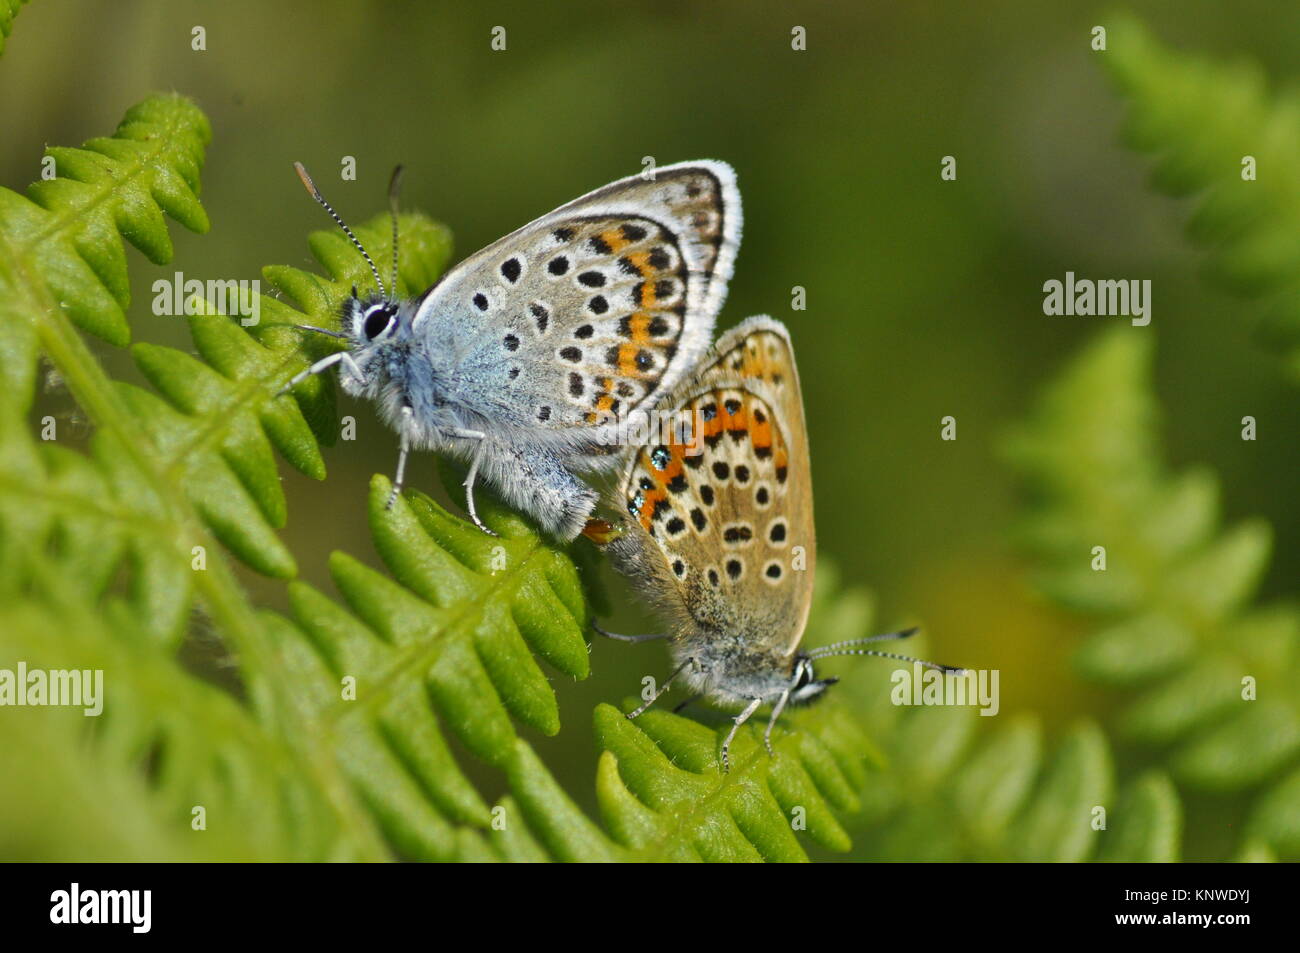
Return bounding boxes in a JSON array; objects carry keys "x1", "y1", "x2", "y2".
[
  {"x1": 0, "y1": 94, "x2": 466, "y2": 861},
  {"x1": 1005, "y1": 328, "x2": 1300, "y2": 858},
  {"x1": 1105, "y1": 14, "x2": 1300, "y2": 375},
  {"x1": 1, "y1": 95, "x2": 209, "y2": 347},
  {"x1": 1096, "y1": 771, "x2": 1182, "y2": 863},
  {"x1": 850, "y1": 699, "x2": 1156, "y2": 862},
  {"x1": 0, "y1": 572, "x2": 371, "y2": 860},
  {"x1": 791, "y1": 569, "x2": 1185, "y2": 862},
  {"x1": 248, "y1": 475, "x2": 599, "y2": 858},
  {"x1": 858, "y1": 699, "x2": 1181, "y2": 862},
  {"x1": 594, "y1": 702, "x2": 862, "y2": 861}
]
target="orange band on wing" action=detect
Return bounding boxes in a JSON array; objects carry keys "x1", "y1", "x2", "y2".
[
  {"x1": 599, "y1": 228, "x2": 632, "y2": 253},
  {"x1": 636, "y1": 487, "x2": 666, "y2": 530},
  {"x1": 627, "y1": 312, "x2": 652, "y2": 344},
  {"x1": 722, "y1": 398, "x2": 749, "y2": 436},
  {"x1": 617, "y1": 343, "x2": 640, "y2": 376},
  {"x1": 624, "y1": 251, "x2": 654, "y2": 277},
  {"x1": 702, "y1": 411, "x2": 725, "y2": 440}
]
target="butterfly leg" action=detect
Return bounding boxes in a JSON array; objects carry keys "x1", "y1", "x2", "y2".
[
  {"x1": 763, "y1": 690, "x2": 792, "y2": 758},
  {"x1": 450, "y1": 428, "x2": 498, "y2": 537},
  {"x1": 339, "y1": 353, "x2": 370, "y2": 390},
  {"x1": 592, "y1": 621, "x2": 666, "y2": 643},
  {"x1": 627, "y1": 656, "x2": 696, "y2": 719},
  {"x1": 278, "y1": 350, "x2": 351, "y2": 395},
  {"x1": 384, "y1": 406, "x2": 414, "y2": 510},
  {"x1": 671, "y1": 693, "x2": 702, "y2": 714},
  {"x1": 720, "y1": 697, "x2": 764, "y2": 773}
]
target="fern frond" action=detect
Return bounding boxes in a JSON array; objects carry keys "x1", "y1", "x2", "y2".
[
  {"x1": 1, "y1": 89, "x2": 452, "y2": 579},
  {"x1": 1004, "y1": 328, "x2": 1300, "y2": 858},
  {"x1": 776, "y1": 565, "x2": 1181, "y2": 861},
  {"x1": 0, "y1": 409, "x2": 381, "y2": 860},
  {"x1": 2, "y1": 110, "x2": 304, "y2": 580},
  {"x1": 1096, "y1": 772, "x2": 1182, "y2": 863},
  {"x1": 593, "y1": 703, "x2": 860, "y2": 861},
  {"x1": 860, "y1": 706, "x2": 1184, "y2": 862},
  {"x1": 249, "y1": 474, "x2": 604, "y2": 860},
  {"x1": 0, "y1": 95, "x2": 447, "y2": 861},
  {"x1": 1, "y1": 95, "x2": 209, "y2": 347},
  {"x1": 3, "y1": 361, "x2": 603, "y2": 862},
  {"x1": 0, "y1": 596, "x2": 368, "y2": 860},
  {"x1": 1105, "y1": 15, "x2": 1300, "y2": 376}
]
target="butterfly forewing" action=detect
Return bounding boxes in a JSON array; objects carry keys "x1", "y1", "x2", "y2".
[
  {"x1": 617, "y1": 316, "x2": 814, "y2": 659},
  {"x1": 413, "y1": 162, "x2": 740, "y2": 436}
]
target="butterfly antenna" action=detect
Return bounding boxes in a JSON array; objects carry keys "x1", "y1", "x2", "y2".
[
  {"x1": 387, "y1": 165, "x2": 405, "y2": 296},
  {"x1": 808, "y1": 626, "x2": 921, "y2": 657},
  {"x1": 291, "y1": 324, "x2": 349, "y2": 339},
  {"x1": 293, "y1": 161, "x2": 386, "y2": 298},
  {"x1": 808, "y1": 627, "x2": 965, "y2": 674}
]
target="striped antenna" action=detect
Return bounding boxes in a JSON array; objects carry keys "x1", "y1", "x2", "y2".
[
  {"x1": 293, "y1": 161, "x2": 386, "y2": 297},
  {"x1": 387, "y1": 165, "x2": 405, "y2": 296},
  {"x1": 806, "y1": 627, "x2": 966, "y2": 674}
]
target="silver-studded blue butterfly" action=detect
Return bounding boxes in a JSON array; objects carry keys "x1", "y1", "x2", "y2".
[
  {"x1": 590, "y1": 317, "x2": 966, "y2": 771},
  {"x1": 280, "y1": 161, "x2": 742, "y2": 539}
]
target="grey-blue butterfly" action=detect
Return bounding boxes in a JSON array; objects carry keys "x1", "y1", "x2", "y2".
[{"x1": 280, "y1": 161, "x2": 742, "y2": 539}]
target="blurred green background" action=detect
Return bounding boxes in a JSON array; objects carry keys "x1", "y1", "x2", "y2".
[{"x1": 3, "y1": 0, "x2": 1296, "y2": 860}]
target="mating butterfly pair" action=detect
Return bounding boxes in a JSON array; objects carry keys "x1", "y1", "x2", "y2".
[{"x1": 283, "y1": 162, "x2": 959, "y2": 772}]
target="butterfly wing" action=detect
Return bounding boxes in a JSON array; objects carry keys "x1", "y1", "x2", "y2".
[
  {"x1": 608, "y1": 315, "x2": 815, "y2": 660},
  {"x1": 412, "y1": 161, "x2": 741, "y2": 441}
]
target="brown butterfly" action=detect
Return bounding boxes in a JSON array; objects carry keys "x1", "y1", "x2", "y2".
[{"x1": 592, "y1": 316, "x2": 963, "y2": 770}]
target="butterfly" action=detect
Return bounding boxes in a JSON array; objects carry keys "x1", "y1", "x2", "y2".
[
  {"x1": 593, "y1": 316, "x2": 963, "y2": 771},
  {"x1": 279, "y1": 160, "x2": 741, "y2": 539}
]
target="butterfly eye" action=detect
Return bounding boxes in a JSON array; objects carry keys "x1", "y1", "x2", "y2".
[{"x1": 363, "y1": 305, "x2": 396, "y2": 341}]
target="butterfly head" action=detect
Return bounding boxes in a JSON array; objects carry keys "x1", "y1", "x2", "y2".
[
  {"x1": 788, "y1": 654, "x2": 837, "y2": 706},
  {"x1": 343, "y1": 288, "x2": 403, "y2": 345},
  {"x1": 330, "y1": 288, "x2": 426, "y2": 403}
]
